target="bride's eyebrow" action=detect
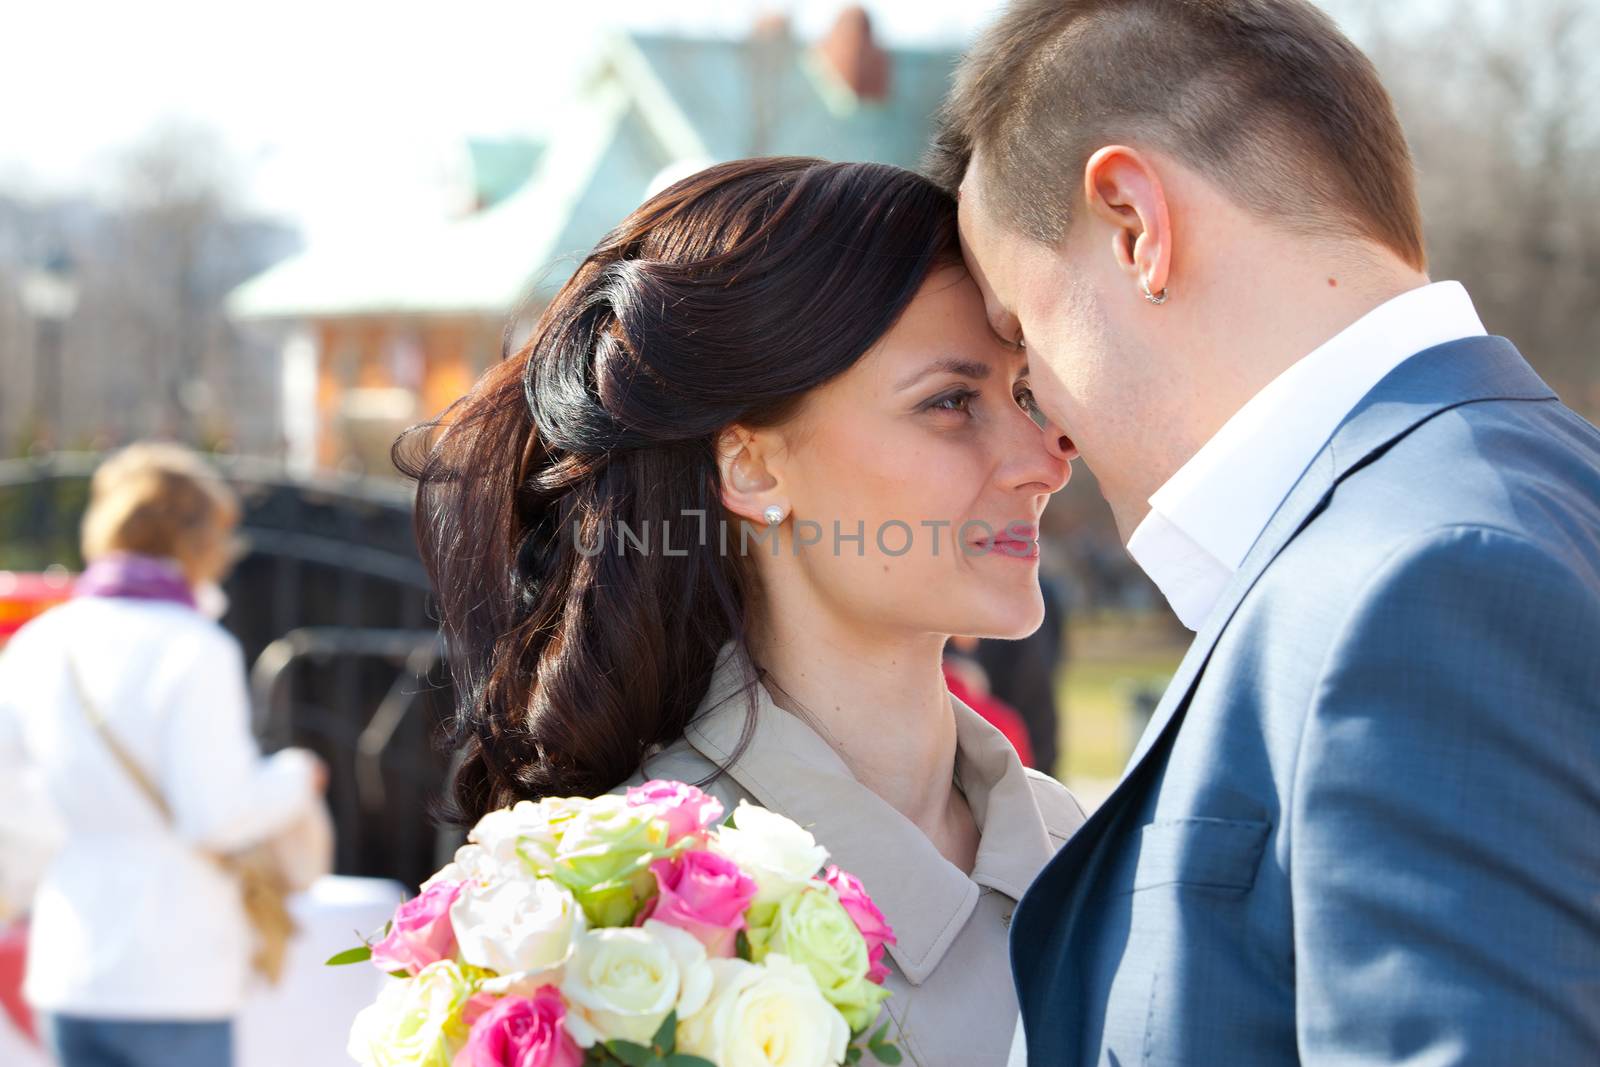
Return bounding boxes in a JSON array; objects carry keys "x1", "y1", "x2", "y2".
[{"x1": 895, "y1": 357, "x2": 991, "y2": 391}]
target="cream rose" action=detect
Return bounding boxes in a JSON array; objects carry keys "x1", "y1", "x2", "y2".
[
  {"x1": 450, "y1": 875, "x2": 585, "y2": 984},
  {"x1": 709, "y1": 802, "x2": 829, "y2": 906},
  {"x1": 677, "y1": 954, "x2": 850, "y2": 1067},
  {"x1": 559, "y1": 920, "x2": 713, "y2": 1048},
  {"x1": 747, "y1": 884, "x2": 889, "y2": 1033},
  {"x1": 347, "y1": 961, "x2": 477, "y2": 1067},
  {"x1": 533, "y1": 795, "x2": 674, "y2": 926}
]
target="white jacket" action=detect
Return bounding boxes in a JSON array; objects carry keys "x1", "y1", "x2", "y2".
[{"x1": 0, "y1": 596, "x2": 317, "y2": 1019}]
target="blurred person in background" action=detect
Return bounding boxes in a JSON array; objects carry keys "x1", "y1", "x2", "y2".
[
  {"x1": 942, "y1": 634, "x2": 1035, "y2": 767},
  {"x1": 0, "y1": 443, "x2": 326, "y2": 1067},
  {"x1": 973, "y1": 577, "x2": 1067, "y2": 773}
]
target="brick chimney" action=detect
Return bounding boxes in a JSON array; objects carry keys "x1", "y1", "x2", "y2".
[
  {"x1": 752, "y1": 11, "x2": 791, "y2": 40},
  {"x1": 814, "y1": 6, "x2": 890, "y2": 102}
]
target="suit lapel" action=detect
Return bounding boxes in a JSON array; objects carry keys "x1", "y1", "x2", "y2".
[{"x1": 1119, "y1": 448, "x2": 1337, "y2": 770}]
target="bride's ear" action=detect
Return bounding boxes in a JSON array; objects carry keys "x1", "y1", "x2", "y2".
[{"x1": 715, "y1": 425, "x2": 785, "y2": 525}]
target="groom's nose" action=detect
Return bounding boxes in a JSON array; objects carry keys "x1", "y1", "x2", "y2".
[{"x1": 1041, "y1": 417, "x2": 1079, "y2": 465}]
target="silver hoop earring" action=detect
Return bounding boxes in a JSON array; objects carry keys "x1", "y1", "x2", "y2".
[
  {"x1": 1142, "y1": 279, "x2": 1169, "y2": 306},
  {"x1": 763, "y1": 505, "x2": 785, "y2": 526}
]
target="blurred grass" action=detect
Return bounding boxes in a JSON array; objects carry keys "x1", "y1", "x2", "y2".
[{"x1": 1052, "y1": 614, "x2": 1186, "y2": 795}]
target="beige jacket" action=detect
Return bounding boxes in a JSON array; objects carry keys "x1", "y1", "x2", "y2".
[{"x1": 622, "y1": 645, "x2": 1086, "y2": 1066}]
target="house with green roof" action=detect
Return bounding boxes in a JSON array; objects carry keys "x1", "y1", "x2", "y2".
[{"x1": 229, "y1": 8, "x2": 958, "y2": 472}]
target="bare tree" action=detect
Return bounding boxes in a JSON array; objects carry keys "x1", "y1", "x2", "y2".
[
  {"x1": 1336, "y1": 0, "x2": 1600, "y2": 414},
  {"x1": 44, "y1": 123, "x2": 297, "y2": 453},
  {"x1": 82, "y1": 124, "x2": 239, "y2": 442}
]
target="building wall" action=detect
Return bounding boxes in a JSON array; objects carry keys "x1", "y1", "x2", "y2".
[{"x1": 310, "y1": 314, "x2": 501, "y2": 473}]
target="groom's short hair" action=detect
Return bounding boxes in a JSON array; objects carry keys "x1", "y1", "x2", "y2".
[{"x1": 931, "y1": 0, "x2": 1426, "y2": 270}]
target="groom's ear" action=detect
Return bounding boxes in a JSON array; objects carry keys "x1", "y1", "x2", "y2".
[
  {"x1": 715, "y1": 425, "x2": 784, "y2": 525},
  {"x1": 1083, "y1": 146, "x2": 1173, "y2": 298}
]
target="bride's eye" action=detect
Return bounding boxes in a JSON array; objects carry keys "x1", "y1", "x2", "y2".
[{"x1": 925, "y1": 388, "x2": 978, "y2": 415}]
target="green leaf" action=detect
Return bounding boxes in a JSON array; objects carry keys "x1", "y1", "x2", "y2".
[
  {"x1": 603, "y1": 1040, "x2": 655, "y2": 1067},
  {"x1": 388, "y1": 969, "x2": 409, "y2": 979},
  {"x1": 325, "y1": 945, "x2": 373, "y2": 966},
  {"x1": 735, "y1": 930, "x2": 752, "y2": 960},
  {"x1": 845, "y1": 1047, "x2": 864, "y2": 1064},
  {"x1": 869, "y1": 1023, "x2": 890, "y2": 1046},
  {"x1": 872, "y1": 1043, "x2": 903, "y2": 1065},
  {"x1": 651, "y1": 1010, "x2": 678, "y2": 1054},
  {"x1": 663, "y1": 1056, "x2": 716, "y2": 1067}
]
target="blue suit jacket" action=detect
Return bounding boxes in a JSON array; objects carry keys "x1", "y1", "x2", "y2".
[{"x1": 1012, "y1": 337, "x2": 1600, "y2": 1065}]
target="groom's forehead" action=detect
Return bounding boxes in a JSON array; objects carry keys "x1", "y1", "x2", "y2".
[
  {"x1": 956, "y1": 171, "x2": 1023, "y2": 327},
  {"x1": 955, "y1": 211, "x2": 1001, "y2": 306}
]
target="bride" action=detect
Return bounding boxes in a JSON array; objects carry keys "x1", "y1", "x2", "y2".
[{"x1": 399, "y1": 157, "x2": 1084, "y2": 1065}]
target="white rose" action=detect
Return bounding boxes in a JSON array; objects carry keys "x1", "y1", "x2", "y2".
[
  {"x1": 560, "y1": 920, "x2": 713, "y2": 1048},
  {"x1": 710, "y1": 802, "x2": 830, "y2": 905},
  {"x1": 678, "y1": 954, "x2": 850, "y2": 1067},
  {"x1": 468, "y1": 797, "x2": 586, "y2": 868},
  {"x1": 449, "y1": 874, "x2": 585, "y2": 982},
  {"x1": 422, "y1": 842, "x2": 494, "y2": 889}
]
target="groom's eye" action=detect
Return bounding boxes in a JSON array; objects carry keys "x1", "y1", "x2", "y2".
[{"x1": 1015, "y1": 385, "x2": 1046, "y2": 427}]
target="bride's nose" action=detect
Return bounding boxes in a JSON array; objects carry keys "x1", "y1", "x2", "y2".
[{"x1": 1003, "y1": 416, "x2": 1073, "y2": 496}]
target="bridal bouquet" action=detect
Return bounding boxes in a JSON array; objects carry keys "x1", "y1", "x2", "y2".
[{"x1": 334, "y1": 781, "x2": 901, "y2": 1067}]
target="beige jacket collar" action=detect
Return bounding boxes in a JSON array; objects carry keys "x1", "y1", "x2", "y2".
[{"x1": 679, "y1": 645, "x2": 1057, "y2": 985}]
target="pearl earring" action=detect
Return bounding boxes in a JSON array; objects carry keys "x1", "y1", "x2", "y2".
[{"x1": 763, "y1": 505, "x2": 785, "y2": 526}]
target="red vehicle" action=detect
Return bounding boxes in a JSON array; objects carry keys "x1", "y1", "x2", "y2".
[
  {"x1": 0, "y1": 571, "x2": 73, "y2": 647},
  {"x1": 0, "y1": 571, "x2": 72, "y2": 1043}
]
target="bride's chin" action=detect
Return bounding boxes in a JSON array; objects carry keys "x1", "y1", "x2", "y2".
[{"x1": 960, "y1": 594, "x2": 1047, "y2": 642}]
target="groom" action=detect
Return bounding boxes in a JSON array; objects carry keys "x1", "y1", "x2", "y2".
[{"x1": 933, "y1": 0, "x2": 1600, "y2": 1063}]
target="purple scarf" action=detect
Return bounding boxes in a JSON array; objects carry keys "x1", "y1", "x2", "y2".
[{"x1": 74, "y1": 553, "x2": 197, "y2": 610}]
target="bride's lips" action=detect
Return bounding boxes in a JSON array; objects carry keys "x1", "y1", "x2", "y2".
[{"x1": 971, "y1": 524, "x2": 1041, "y2": 560}]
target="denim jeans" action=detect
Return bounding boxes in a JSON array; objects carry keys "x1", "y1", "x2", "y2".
[{"x1": 38, "y1": 1014, "x2": 234, "y2": 1067}]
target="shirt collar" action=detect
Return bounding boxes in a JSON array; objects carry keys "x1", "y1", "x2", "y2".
[
  {"x1": 1127, "y1": 280, "x2": 1487, "y2": 629},
  {"x1": 681, "y1": 644, "x2": 1057, "y2": 985}
]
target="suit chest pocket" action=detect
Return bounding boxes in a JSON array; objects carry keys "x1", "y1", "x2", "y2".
[{"x1": 1132, "y1": 817, "x2": 1270, "y2": 893}]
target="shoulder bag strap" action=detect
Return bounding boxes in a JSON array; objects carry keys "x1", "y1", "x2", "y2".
[{"x1": 66, "y1": 654, "x2": 176, "y2": 825}]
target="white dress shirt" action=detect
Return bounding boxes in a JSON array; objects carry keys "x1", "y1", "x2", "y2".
[
  {"x1": 0, "y1": 597, "x2": 318, "y2": 1019},
  {"x1": 1126, "y1": 281, "x2": 1488, "y2": 630}
]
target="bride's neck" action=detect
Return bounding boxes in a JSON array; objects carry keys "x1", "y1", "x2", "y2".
[{"x1": 745, "y1": 618, "x2": 958, "y2": 833}]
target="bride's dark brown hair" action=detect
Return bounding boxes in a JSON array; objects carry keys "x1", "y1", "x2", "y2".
[{"x1": 397, "y1": 157, "x2": 959, "y2": 821}]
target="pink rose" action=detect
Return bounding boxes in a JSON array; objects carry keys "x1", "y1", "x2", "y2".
[
  {"x1": 636, "y1": 850, "x2": 757, "y2": 958},
  {"x1": 371, "y1": 879, "x2": 464, "y2": 976},
  {"x1": 454, "y1": 987, "x2": 581, "y2": 1067},
  {"x1": 625, "y1": 780, "x2": 725, "y2": 845},
  {"x1": 823, "y1": 866, "x2": 896, "y2": 984}
]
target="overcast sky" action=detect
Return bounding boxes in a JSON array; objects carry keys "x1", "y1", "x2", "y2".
[{"x1": 3, "y1": 0, "x2": 1391, "y2": 246}]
